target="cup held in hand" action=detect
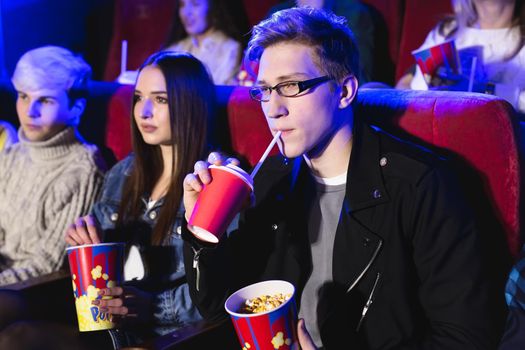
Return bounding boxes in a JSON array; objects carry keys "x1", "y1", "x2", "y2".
[
  {"x1": 66, "y1": 242, "x2": 125, "y2": 331},
  {"x1": 225, "y1": 280, "x2": 298, "y2": 350},
  {"x1": 188, "y1": 164, "x2": 253, "y2": 243}
]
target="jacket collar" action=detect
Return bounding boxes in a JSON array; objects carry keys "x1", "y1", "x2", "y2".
[
  {"x1": 288, "y1": 122, "x2": 390, "y2": 212},
  {"x1": 345, "y1": 122, "x2": 390, "y2": 212}
]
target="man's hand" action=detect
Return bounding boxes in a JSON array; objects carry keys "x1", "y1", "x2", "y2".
[
  {"x1": 297, "y1": 318, "x2": 318, "y2": 350},
  {"x1": 65, "y1": 215, "x2": 102, "y2": 246},
  {"x1": 183, "y1": 152, "x2": 240, "y2": 221}
]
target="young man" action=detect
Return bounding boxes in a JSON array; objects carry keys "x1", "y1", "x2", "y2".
[
  {"x1": 0, "y1": 46, "x2": 104, "y2": 286},
  {"x1": 183, "y1": 8, "x2": 496, "y2": 349}
]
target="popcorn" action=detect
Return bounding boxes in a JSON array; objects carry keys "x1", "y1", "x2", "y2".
[{"x1": 240, "y1": 293, "x2": 292, "y2": 314}]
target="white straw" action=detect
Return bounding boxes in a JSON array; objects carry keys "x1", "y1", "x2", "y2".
[
  {"x1": 250, "y1": 131, "x2": 282, "y2": 178},
  {"x1": 467, "y1": 56, "x2": 477, "y2": 92},
  {"x1": 120, "y1": 40, "x2": 128, "y2": 76}
]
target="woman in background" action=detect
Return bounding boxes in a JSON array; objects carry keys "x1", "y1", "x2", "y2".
[
  {"x1": 396, "y1": 0, "x2": 525, "y2": 114},
  {"x1": 164, "y1": 0, "x2": 243, "y2": 85}
]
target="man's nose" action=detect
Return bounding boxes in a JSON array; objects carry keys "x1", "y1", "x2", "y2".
[
  {"x1": 27, "y1": 101, "x2": 40, "y2": 118},
  {"x1": 264, "y1": 91, "x2": 288, "y2": 119}
]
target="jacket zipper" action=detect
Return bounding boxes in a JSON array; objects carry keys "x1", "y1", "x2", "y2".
[
  {"x1": 192, "y1": 246, "x2": 203, "y2": 291},
  {"x1": 346, "y1": 239, "x2": 383, "y2": 293},
  {"x1": 356, "y1": 272, "x2": 381, "y2": 331}
]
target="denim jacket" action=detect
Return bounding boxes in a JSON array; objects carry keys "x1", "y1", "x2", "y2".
[{"x1": 91, "y1": 155, "x2": 201, "y2": 338}]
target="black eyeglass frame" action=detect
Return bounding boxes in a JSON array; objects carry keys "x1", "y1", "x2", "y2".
[{"x1": 249, "y1": 75, "x2": 333, "y2": 102}]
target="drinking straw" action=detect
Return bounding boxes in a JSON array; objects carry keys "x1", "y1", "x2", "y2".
[
  {"x1": 120, "y1": 40, "x2": 128, "y2": 76},
  {"x1": 250, "y1": 131, "x2": 282, "y2": 178},
  {"x1": 468, "y1": 56, "x2": 477, "y2": 92}
]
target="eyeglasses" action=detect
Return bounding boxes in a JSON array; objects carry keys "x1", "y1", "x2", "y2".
[{"x1": 249, "y1": 76, "x2": 333, "y2": 102}]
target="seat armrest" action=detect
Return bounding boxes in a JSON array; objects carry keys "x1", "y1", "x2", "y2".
[
  {"x1": 138, "y1": 318, "x2": 239, "y2": 350},
  {"x1": 1, "y1": 270, "x2": 70, "y2": 292}
]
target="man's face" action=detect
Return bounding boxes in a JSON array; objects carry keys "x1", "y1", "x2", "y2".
[
  {"x1": 257, "y1": 42, "x2": 341, "y2": 159},
  {"x1": 16, "y1": 88, "x2": 75, "y2": 142}
]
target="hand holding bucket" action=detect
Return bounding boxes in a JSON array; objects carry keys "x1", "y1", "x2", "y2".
[{"x1": 66, "y1": 242, "x2": 125, "y2": 331}]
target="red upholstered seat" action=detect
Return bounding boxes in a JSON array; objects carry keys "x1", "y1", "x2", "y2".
[
  {"x1": 105, "y1": 85, "x2": 133, "y2": 161},
  {"x1": 361, "y1": 0, "x2": 404, "y2": 74},
  {"x1": 395, "y1": 0, "x2": 453, "y2": 80},
  {"x1": 103, "y1": 0, "x2": 176, "y2": 81}
]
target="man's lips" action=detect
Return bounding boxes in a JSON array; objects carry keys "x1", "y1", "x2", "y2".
[{"x1": 273, "y1": 129, "x2": 293, "y2": 137}]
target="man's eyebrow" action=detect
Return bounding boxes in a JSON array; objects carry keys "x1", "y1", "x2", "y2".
[{"x1": 256, "y1": 73, "x2": 310, "y2": 85}]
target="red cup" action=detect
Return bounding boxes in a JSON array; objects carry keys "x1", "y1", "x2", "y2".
[
  {"x1": 188, "y1": 164, "x2": 253, "y2": 243},
  {"x1": 66, "y1": 242, "x2": 125, "y2": 331},
  {"x1": 225, "y1": 280, "x2": 299, "y2": 350}
]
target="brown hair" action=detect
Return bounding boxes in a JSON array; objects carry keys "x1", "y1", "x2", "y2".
[
  {"x1": 118, "y1": 51, "x2": 215, "y2": 245},
  {"x1": 245, "y1": 7, "x2": 359, "y2": 84}
]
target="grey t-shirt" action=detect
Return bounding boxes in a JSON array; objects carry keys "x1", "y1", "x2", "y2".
[{"x1": 299, "y1": 174, "x2": 346, "y2": 348}]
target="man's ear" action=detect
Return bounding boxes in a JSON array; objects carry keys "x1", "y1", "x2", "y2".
[
  {"x1": 69, "y1": 98, "x2": 86, "y2": 126},
  {"x1": 339, "y1": 75, "x2": 358, "y2": 109}
]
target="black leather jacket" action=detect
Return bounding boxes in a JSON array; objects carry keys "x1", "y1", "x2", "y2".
[{"x1": 183, "y1": 122, "x2": 499, "y2": 349}]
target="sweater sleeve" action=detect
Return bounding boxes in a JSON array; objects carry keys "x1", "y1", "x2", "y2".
[{"x1": 0, "y1": 163, "x2": 104, "y2": 286}]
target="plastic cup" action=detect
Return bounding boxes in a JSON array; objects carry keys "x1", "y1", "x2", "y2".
[
  {"x1": 66, "y1": 242, "x2": 125, "y2": 332},
  {"x1": 188, "y1": 164, "x2": 253, "y2": 243},
  {"x1": 225, "y1": 280, "x2": 299, "y2": 350}
]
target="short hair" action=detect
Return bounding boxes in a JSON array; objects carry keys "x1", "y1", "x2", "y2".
[
  {"x1": 11, "y1": 46, "x2": 91, "y2": 104},
  {"x1": 246, "y1": 7, "x2": 359, "y2": 83}
]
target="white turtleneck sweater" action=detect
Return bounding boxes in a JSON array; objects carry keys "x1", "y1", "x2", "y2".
[{"x1": 0, "y1": 127, "x2": 105, "y2": 286}]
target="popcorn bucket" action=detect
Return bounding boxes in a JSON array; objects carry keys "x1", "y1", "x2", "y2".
[
  {"x1": 225, "y1": 280, "x2": 299, "y2": 350},
  {"x1": 66, "y1": 242, "x2": 125, "y2": 331},
  {"x1": 412, "y1": 40, "x2": 460, "y2": 84},
  {"x1": 188, "y1": 164, "x2": 253, "y2": 243}
]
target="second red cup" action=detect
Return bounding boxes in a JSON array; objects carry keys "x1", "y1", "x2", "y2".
[{"x1": 188, "y1": 163, "x2": 253, "y2": 243}]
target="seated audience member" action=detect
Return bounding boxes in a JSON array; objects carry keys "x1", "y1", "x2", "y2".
[
  {"x1": 164, "y1": 0, "x2": 243, "y2": 85},
  {"x1": 182, "y1": 8, "x2": 499, "y2": 349},
  {"x1": 0, "y1": 120, "x2": 17, "y2": 151},
  {"x1": 63, "y1": 52, "x2": 213, "y2": 348},
  {"x1": 500, "y1": 245, "x2": 525, "y2": 349},
  {"x1": 396, "y1": 0, "x2": 525, "y2": 114},
  {"x1": 0, "y1": 46, "x2": 104, "y2": 286},
  {"x1": 267, "y1": 0, "x2": 379, "y2": 83}
]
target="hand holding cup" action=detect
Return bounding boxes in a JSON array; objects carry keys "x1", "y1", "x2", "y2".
[{"x1": 183, "y1": 152, "x2": 241, "y2": 222}]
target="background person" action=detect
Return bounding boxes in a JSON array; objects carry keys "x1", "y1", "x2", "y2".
[
  {"x1": 0, "y1": 45, "x2": 105, "y2": 286},
  {"x1": 396, "y1": 0, "x2": 525, "y2": 114},
  {"x1": 164, "y1": 0, "x2": 243, "y2": 85}
]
